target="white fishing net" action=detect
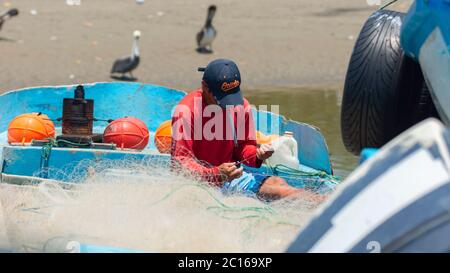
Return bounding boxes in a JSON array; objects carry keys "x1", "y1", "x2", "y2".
[{"x1": 0, "y1": 154, "x2": 322, "y2": 253}]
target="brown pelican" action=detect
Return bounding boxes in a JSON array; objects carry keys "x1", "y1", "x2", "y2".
[
  {"x1": 111, "y1": 30, "x2": 141, "y2": 80},
  {"x1": 196, "y1": 5, "x2": 217, "y2": 53},
  {"x1": 0, "y1": 8, "x2": 19, "y2": 32}
]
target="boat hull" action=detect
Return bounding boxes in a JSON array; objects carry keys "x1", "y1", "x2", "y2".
[
  {"x1": 401, "y1": 0, "x2": 450, "y2": 125},
  {"x1": 0, "y1": 82, "x2": 334, "y2": 178}
]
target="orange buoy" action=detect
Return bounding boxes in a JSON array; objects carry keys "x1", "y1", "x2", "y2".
[
  {"x1": 103, "y1": 117, "x2": 149, "y2": 150},
  {"x1": 154, "y1": 120, "x2": 172, "y2": 154},
  {"x1": 256, "y1": 131, "x2": 279, "y2": 145},
  {"x1": 40, "y1": 114, "x2": 56, "y2": 137},
  {"x1": 8, "y1": 113, "x2": 55, "y2": 144}
]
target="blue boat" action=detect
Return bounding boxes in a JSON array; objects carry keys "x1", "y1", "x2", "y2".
[
  {"x1": 0, "y1": 82, "x2": 339, "y2": 252},
  {"x1": 401, "y1": 0, "x2": 450, "y2": 125},
  {"x1": 288, "y1": 0, "x2": 450, "y2": 253}
]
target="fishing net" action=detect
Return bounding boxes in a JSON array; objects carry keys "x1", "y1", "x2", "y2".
[{"x1": 0, "y1": 146, "x2": 331, "y2": 253}]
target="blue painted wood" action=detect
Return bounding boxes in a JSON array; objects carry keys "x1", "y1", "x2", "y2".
[
  {"x1": 78, "y1": 244, "x2": 145, "y2": 253},
  {"x1": 251, "y1": 109, "x2": 332, "y2": 174},
  {"x1": 284, "y1": 121, "x2": 333, "y2": 175},
  {"x1": 1, "y1": 146, "x2": 336, "y2": 193},
  {"x1": 401, "y1": 0, "x2": 450, "y2": 125},
  {"x1": 251, "y1": 108, "x2": 284, "y2": 136},
  {"x1": 401, "y1": 0, "x2": 450, "y2": 61},
  {"x1": 1, "y1": 146, "x2": 169, "y2": 181},
  {"x1": 0, "y1": 82, "x2": 186, "y2": 133},
  {"x1": 359, "y1": 148, "x2": 379, "y2": 165}
]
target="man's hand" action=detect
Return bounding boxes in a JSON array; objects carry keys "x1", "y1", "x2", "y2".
[
  {"x1": 256, "y1": 143, "x2": 274, "y2": 161},
  {"x1": 218, "y1": 162, "x2": 243, "y2": 182}
]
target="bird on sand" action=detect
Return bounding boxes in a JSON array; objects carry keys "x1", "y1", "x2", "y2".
[
  {"x1": 111, "y1": 30, "x2": 141, "y2": 80},
  {"x1": 0, "y1": 8, "x2": 19, "y2": 32},
  {"x1": 196, "y1": 5, "x2": 217, "y2": 54}
]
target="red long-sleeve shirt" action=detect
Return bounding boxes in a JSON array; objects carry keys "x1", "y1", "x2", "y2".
[{"x1": 171, "y1": 89, "x2": 262, "y2": 185}]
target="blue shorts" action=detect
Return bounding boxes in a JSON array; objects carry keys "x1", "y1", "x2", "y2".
[{"x1": 221, "y1": 172, "x2": 269, "y2": 197}]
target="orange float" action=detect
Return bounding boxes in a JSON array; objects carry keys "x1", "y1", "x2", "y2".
[
  {"x1": 154, "y1": 120, "x2": 172, "y2": 154},
  {"x1": 103, "y1": 117, "x2": 149, "y2": 150},
  {"x1": 256, "y1": 131, "x2": 279, "y2": 145},
  {"x1": 7, "y1": 113, "x2": 55, "y2": 144}
]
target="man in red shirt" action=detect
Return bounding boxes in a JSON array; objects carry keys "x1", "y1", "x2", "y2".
[{"x1": 171, "y1": 59, "x2": 317, "y2": 200}]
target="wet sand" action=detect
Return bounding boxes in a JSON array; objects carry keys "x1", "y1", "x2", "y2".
[{"x1": 0, "y1": 0, "x2": 412, "y2": 93}]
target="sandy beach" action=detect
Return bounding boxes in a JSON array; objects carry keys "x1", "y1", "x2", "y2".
[{"x1": 0, "y1": 0, "x2": 413, "y2": 93}]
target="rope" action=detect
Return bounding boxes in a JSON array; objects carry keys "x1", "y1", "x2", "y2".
[
  {"x1": 21, "y1": 181, "x2": 302, "y2": 230},
  {"x1": 379, "y1": 0, "x2": 399, "y2": 10},
  {"x1": 40, "y1": 139, "x2": 54, "y2": 179},
  {"x1": 263, "y1": 163, "x2": 342, "y2": 193},
  {"x1": 39, "y1": 138, "x2": 93, "y2": 178},
  {"x1": 269, "y1": 164, "x2": 341, "y2": 183},
  {"x1": 41, "y1": 117, "x2": 113, "y2": 123},
  {"x1": 146, "y1": 182, "x2": 301, "y2": 227},
  {"x1": 18, "y1": 177, "x2": 305, "y2": 249},
  {"x1": 32, "y1": 145, "x2": 316, "y2": 236}
]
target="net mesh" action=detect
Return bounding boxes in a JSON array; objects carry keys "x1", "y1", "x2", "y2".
[{"x1": 0, "y1": 151, "x2": 327, "y2": 253}]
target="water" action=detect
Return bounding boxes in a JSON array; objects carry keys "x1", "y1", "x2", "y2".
[{"x1": 246, "y1": 87, "x2": 358, "y2": 178}]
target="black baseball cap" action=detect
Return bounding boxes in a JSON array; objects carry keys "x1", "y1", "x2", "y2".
[{"x1": 198, "y1": 59, "x2": 244, "y2": 108}]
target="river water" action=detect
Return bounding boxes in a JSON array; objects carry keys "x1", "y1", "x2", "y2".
[{"x1": 246, "y1": 87, "x2": 358, "y2": 178}]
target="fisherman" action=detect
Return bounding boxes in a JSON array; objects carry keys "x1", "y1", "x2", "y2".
[{"x1": 171, "y1": 59, "x2": 322, "y2": 201}]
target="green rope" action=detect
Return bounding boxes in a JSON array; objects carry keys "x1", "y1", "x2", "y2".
[
  {"x1": 269, "y1": 164, "x2": 342, "y2": 183},
  {"x1": 33, "y1": 145, "x2": 308, "y2": 239},
  {"x1": 146, "y1": 182, "x2": 302, "y2": 229},
  {"x1": 40, "y1": 138, "x2": 93, "y2": 178},
  {"x1": 148, "y1": 183, "x2": 276, "y2": 214},
  {"x1": 40, "y1": 139, "x2": 54, "y2": 178},
  {"x1": 19, "y1": 180, "x2": 303, "y2": 247},
  {"x1": 273, "y1": 164, "x2": 328, "y2": 178},
  {"x1": 52, "y1": 139, "x2": 92, "y2": 148}
]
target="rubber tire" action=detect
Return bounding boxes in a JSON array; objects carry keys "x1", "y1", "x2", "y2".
[{"x1": 341, "y1": 10, "x2": 439, "y2": 156}]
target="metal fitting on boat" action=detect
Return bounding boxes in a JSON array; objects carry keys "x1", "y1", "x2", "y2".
[{"x1": 62, "y1": 85, "x2": 94, "y2": 135}]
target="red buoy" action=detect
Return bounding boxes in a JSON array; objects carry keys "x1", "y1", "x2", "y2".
[{"x1": 103, "y1": 117, "x2": 149, "y2": 150}]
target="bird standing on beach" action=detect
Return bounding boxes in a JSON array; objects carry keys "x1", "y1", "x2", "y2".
[
  {"x1": 0, "y1": 8, "x2": 19, "y2": 32},
  {"x1": 111, "y1": 30, "x2": 141, "y2": 80},
  {"x1": 196, "y1": 5, "x2": 217, "y2": 54}
]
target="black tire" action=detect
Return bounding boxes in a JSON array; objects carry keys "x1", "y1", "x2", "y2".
[{"x1": 341, "y1": 10, "x2": 439, "y2": 155}]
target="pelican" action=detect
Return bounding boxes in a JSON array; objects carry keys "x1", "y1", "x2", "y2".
[
  {"x1": 111, "y1": 30, "x2": 141, "y2": 79},
  {"x1": 0, "y1": 8, "x2": 19, "y2": 32},
  {"x1": 196, "y1": 5, "x2": 217, "y2": 53}
]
